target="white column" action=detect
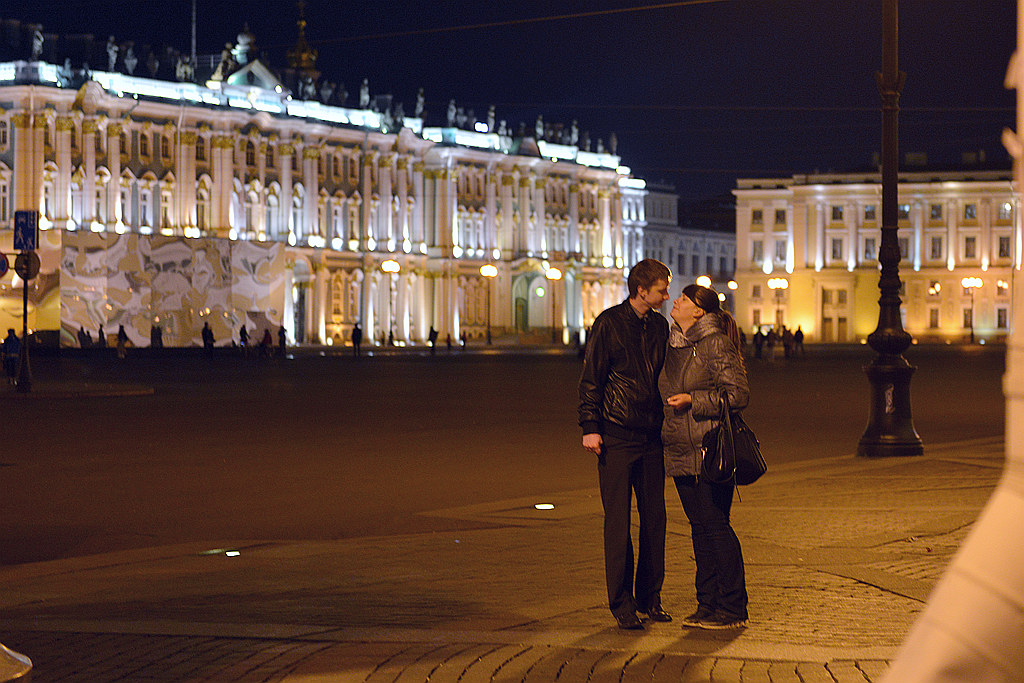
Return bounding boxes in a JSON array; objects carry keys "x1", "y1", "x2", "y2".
[
  {"x1": 55, "y1": 116, "x2": 73, "y2": 226},
  {"x1": 397, "y1": 157, "x2": 409, "y2": 249},
  {"x1": 518, "y1": 175, "x2": 531, "y2": 254},
  {"x1": 569, "y1": 182, "x2": 580, "y2": 255},
  {"x1": 107, "y1": 123, "x2": 123, "y2": 228},
  {"x1": 500, "y1": 174, "x2": 514, "y2": 254},
  {"x1": 534, "y1": 177, "x2": 546, "y2": 253},
  {"x1": 380, "y1": 154, "x2": 394, "y2": 250},
  {"x1": 304, "y1": 146, "x2": 320, "y2": 240},
  {"x1": 279, "y1": 143, "x2": 294, "y2": 242},
  {"x1": 82, "y1": 118, "x2": 98, "y2": 226}
]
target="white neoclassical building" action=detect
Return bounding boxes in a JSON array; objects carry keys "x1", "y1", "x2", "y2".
[
  {"x1": 0, "y1": 22, "x2": 644, "y2": 348},
  {"x1": 643, "y1": 184, "x2": 736, "y2": 301},
  {"x1": 733, "y1": 170, "x2": 1020, "y2": 343}
]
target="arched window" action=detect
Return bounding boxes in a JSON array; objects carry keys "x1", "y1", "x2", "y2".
[
  {"x1": 245, "y1": 141, "x2": 256, "y2": 167},
  {"x1": 196, "y1": 136, "x2": 206, "y2": 161}
]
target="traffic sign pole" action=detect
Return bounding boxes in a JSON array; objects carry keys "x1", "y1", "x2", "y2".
[{"x1": 13, "y1": 251, "x2": 39, "y2": 394}]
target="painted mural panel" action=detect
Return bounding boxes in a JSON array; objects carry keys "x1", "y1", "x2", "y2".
[{"x1": 60, "y1": 231, "x2": 284, "y2": 347}]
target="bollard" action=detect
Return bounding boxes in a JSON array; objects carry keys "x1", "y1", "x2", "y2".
[{"x1": 0, "y1": 643, "x2": 31, "y2": 681}]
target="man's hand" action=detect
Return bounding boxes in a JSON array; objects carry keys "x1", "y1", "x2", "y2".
[{"x1": 582, "y1": 433, "x2": 603, "y2": 455}]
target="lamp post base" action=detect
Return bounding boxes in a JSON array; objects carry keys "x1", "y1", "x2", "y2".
[{"x1": 858, "y1": 355, "x2": 923, "y2": 457}]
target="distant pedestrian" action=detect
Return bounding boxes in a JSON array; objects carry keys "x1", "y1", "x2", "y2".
[
  {"x1": 445, "y1": 333, "x2": 452, "y2": 352},
  {"x1": 260, "y1": 328, "x2": 273, "y2": 357},
  {"x1": 459, "y1": 331, "x2": 466, "y2": 349},
  {"x1": 96, "y1": 326, "x2": 107, "y2": 348},
  {"x1": 782, "y1": 325, "x2": 793, "y2": 359},
  {"x1": 277, "y1": 326, "x2": 287, "y2": 356},
  {"x1": 738, "y1": 329, "x2": 746, "y2": 356},
  {"x1": 239, "y1": 324, "x2": 249, "y2": 349},
  {"x1": 3, "y1": 328, "x2": 20, "y2": 383},
  {"x1": 116, "y1": 324, "x2": 129, "y2": 359},
  {"x1": 428, "y1": 326, "x2": 438, "y2": 355},
  {"x1": 752, "y1": 329, "x2": 764, "y2": 359},
  {"x1": 793, "y1": 326, "x2": 805, "y2": 357},
  {"x1": 765, "y1": 329, "x2": 777, "y2": 362},
  {"x1": 351, "y1": 323, "x2": 362, "y2": 357},
  {"x1": 77, "y1": 326, "x2": 91, "y2": 348},
  {"x1": 202, "y1": 322, "x2": 215, "y2": 356},
  {"x1": 150, "y1": 324, "x2": 163, "y2": 348}
]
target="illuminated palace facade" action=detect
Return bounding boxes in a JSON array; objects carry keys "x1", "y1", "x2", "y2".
[
  {"x1": 0, "y1": 55, "x2": 642, "y2": 348},
  {"x1": 733, "y1": 170, "x2": 1020, "y2": 343}
]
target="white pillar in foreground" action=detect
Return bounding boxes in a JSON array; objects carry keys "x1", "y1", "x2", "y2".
[{"x1": 882, "y1": 4, "x2": 1024, "y2": 679}]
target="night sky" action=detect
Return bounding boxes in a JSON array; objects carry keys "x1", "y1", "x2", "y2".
[{"x1": 2, "y1": 0, "x2": 1018, "y2": 203}]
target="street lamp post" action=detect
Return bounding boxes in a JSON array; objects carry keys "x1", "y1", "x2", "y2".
[
  {"x1": 381, "y1": 259, "x2": 400, "y2": 345},
  {"x1": 480, "y1": 264, "x2": 497, "y2": 345},
  {"x1": 767, "y1": 277, "x2": 788, "y2": 329},
  {"x1": 545, "y1": 267, "x2": 562, "y2": 344},
  {"x1": 961, "y1": 276, "x2": 983, "y2": 344},
  {"x1": 858, "y1": 0, "x2": 923, "y2": 458}
]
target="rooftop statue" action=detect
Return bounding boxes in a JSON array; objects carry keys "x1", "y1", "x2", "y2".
[
  {"x1": 359, "y1": 78, "x2": 369, "y2": 108},
  {"x1": 106, "y1": 36, "x2": 118, "y2": 71}
]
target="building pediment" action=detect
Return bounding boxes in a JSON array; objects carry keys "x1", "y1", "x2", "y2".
[{"x1": 225, "y1": 59, "x2": 285, "y2": 94}]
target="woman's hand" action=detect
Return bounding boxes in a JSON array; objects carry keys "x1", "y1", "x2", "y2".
[{"x1": 666, "y1": 393, "x2": 692, "y2": 412}]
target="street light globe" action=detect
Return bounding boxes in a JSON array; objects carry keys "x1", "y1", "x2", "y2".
[
  {"x1": 696, "y1": 275, "x2": 712, "y2": 288},
  {"x1": 727, "y1": 280, "x2": 738, "y2": 290},
  {"x1": 545, "y1": 267, "x2": 562, "y2": 281},
  {"x1": 768, "y1": 277, "x2": 789, "y2": 290},
  {"x1": 961, "y1": 276, "x2": 982, "y2": 289},
  {"x1": 480, "y1": 264, "x2": 498, "y2": 278},
  {"x1": 381, "y1": 259, "x2": 400, "y2": 274}
]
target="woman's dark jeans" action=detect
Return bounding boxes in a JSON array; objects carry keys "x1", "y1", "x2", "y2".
[{"x1": 674, "y1": 475, "x2": 748, "y2": 619}]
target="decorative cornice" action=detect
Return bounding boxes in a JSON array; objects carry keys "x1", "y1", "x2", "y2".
[
  {"x1": 396, "y1": 157, "x2": 408, "y2": 170},
  {"x1": 179, "y1": 131, "x2": 197, "y2": 145},
  {"x1": 412, "y1": 161, "x2": 425, "y2": 173},
  {"x1": 107, "y1": 123, "x2": 123, "y2": 137},
  {"x1": 519, "y1": 177, "x2": 531, "y2": 187},
  {"x1": 279, "y1": 143, "x2": 295, "y2": 155},
  {"x1": 303, "y1": 147, "x2": 321, "y2": 160},
  {"x1": 55, "y1": 117, "x2": 75, "y2": 132},
  {"x1": 379, "y1": 156, "x2": 394, "y2": 168},
  {"x1": 212, "y1": 136, "x2": 234, "y2": 149},
  {"x1": 82, "y1": 119, "x2": 100, "y2": 134},
  {"x1": 502, "y1": 175, "x2": 514, "y2": 186}
]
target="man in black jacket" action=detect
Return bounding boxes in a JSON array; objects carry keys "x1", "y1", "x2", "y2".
[{"x1": 579, "y1": 258, "x2": 671, "y2": 629}]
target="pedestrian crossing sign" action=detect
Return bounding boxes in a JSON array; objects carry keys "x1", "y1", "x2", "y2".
[{"x1": 13, "y1": 210, "x2": 39, "y2": 251}]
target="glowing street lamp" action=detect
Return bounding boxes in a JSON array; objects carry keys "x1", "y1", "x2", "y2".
[
  {"x1": 961, "y1": 276, "x2": 983, "y2": 344},
  {"x1": 381, "y1": 259, "x2": 400, "y2": 345},
  {"x1": 696, "y1": 275, "x2": 712, "y2": 288},
  {"x1": 767, "y1": 277, "x2": 789, "y2": 328},
  {"x1": 545, "y1": 267, "x2": 562, "y2": 344},
  {"x1": 480, "y1": 264, "x2": 497, "y2": 345}
]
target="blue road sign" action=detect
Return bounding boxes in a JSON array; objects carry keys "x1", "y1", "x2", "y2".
[
  {"x1": 13, "y1": 210, "x2": 39, "y2": 251},
  {"x1": 0, "y1": 253, "x2": 8, "y2": 278}
]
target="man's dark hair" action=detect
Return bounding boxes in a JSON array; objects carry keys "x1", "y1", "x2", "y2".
[{"x1": 627, "y1": 259, "x2": 670, "y2": 297}]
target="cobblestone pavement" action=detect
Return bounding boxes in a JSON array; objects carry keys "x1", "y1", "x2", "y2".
[{"x1": 0, "y1": 436, "x2": 1005, "y2": 682}]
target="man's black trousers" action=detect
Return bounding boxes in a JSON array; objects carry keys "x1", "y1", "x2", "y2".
[{"x1": 597, "y1": 430, "x2": 666, "y2": 618}]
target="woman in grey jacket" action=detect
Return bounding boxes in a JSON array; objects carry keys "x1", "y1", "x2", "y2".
[{"x1": 659, "y1": 284, "x2": 750, "y2": 630}]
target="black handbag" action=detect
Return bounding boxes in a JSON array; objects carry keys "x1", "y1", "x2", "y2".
[{"x1": 701, "y1": 390, "x2": 766, "y2": 486}]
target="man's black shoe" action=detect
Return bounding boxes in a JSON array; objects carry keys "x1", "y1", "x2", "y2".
[
  {"x1": 614, "y1": 612, "x2": 645, "y2": 630},
  {"x1": 638, "y1": 605, "x2": 673, "y2": 622}
]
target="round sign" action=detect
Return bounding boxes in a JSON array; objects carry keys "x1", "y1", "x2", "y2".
[
  {"x1": 14, "y1": 251, "x2": 40, "y2": 280},
  {"x1": 0, "y1": 253, "x2": 8, "y2": 278}
]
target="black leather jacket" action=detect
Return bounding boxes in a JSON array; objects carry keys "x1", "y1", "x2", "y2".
[{"x1": 578, "y1": 300, "x2": 669, "y2": 436}]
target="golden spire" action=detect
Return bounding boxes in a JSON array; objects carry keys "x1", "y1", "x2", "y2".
[{"x1": 287, "y1": 0, "x2": 319, "y2": 74}]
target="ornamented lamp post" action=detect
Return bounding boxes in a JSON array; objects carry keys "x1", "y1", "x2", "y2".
[
  {"x1": 480, "y1": 264, "x2": 497, "y2": 345},
  {"x1": 767, "y1": 277, "x2": 788, "y2": 329},
  {"x1": 545, "y1": 267, "x2": 562, "y2": 344},
  {"x1": 961, "y1": 277, "x2": 982, "y2": 344},
  {"x1": 858, "y1": 0, "x2": 923, "y2": 458},
  {"x1": 381, "y1": 259, "x2": 400, "y2": 345}
]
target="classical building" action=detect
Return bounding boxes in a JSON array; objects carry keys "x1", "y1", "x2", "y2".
[
  {"x1": 733, "y1": 170, "x2": 1020, "y2": 343},
  {"x1": 0, "y1": 18, "x2": 641, "y2": 348},
  {"x1": 643, "y1": 184, "x2": 736, "y2": 301}
]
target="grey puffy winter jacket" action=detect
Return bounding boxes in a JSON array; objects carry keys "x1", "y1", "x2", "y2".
[{"x1": 658, "y1": 314, "x2": 749, "y2": 478}]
